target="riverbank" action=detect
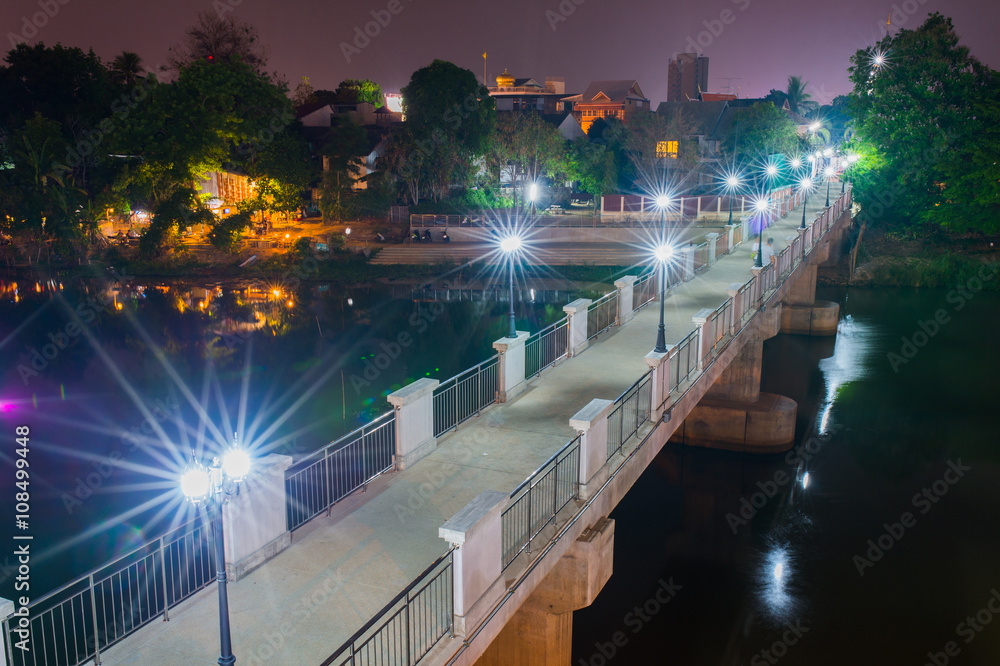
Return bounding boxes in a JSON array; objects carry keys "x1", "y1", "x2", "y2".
[
  {"x1": 5, "y1": 250, "x2": 633, "y2": 287},
  {"x1": 827, "y1": 229, "x2": 1000, "y2": 289}
]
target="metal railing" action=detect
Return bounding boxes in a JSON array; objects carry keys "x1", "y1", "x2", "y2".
[
  {"x1": 285, "y1": 411, "x2": 396, "y2": 532},
  {"x1": 716, "y1": 233, "x2": 729, "y2": 258},
  {"x1": 606, "y1": 371, "x2": 653, "y2": 460},
  {"x1": 587, "y1": 292, "x2": 618, "y2": 340},
  {"x1": 735, "y1": 277, "x2": 755, "y2": 327},
  {"x1": 710, "y1": 300, "x2": 733, "y2": 358},
  {"x1": 525, "y1": 319, "x2": 568, "y2": 380},
  {"x1": 733, "y1": 224, "x2": 743, "y2": 247},
  {"x1": 322, "y1": 551, "x2": 454, "y2": 666},
  {"x1": 632, "y1": 272, "x2": 656, "y2": 311},
  {"x1": 501, "y1": 436, "x2": 581, "y2": 570},
  {"x1": 433, "y1": 355, "x2": 499, "y2": 436},
  {"x1": 693, "y1": 242, "x2": 710, "y2": 274},
  {"x1": 669, "y1": 330, "x2": 699, "y2": 394},
  {"x1": 2, "y1": 518, "x2": 215, "y2": 666}
]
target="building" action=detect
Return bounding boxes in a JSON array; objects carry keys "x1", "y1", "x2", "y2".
[
  {"x1": 487, "y1": 71, "x2": 573, "y2": 114},
  {"x1": 562, "y1": 80, "x2": 650, "y2": 134},
  {"x1": 667, "y1": 53, "x2": 709, "y2": 102}
]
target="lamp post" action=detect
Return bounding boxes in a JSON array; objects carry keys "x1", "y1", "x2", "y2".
[
  {"x1": 724, "y1": 174, "x2": 741, "y2": 225},
  {"x1": 824, "y1": 166, "x2": 834, "y2": 207},
  {"x1": 528, "y1": 182, "x2": 538, "y2": 217},
  {"x1": 180, "y1": 444, "x2": 252, "y2": 666},
  {"x1": 500, "y1": 234, "x2": 523, "y2": 339},
  {"x1": 799, "y1": 175, "x2": 814, "y2": 229},
  {"x1": 752, "y1": 197, "x2": 769, "y2": 268},
  {"x1": 653, "y1": 194, "x2": 671, "y2": 353}
]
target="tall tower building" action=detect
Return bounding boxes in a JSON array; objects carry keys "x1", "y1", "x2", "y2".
[{"x1": 667, "y1": 53, "x2": 709, "y2": 102}]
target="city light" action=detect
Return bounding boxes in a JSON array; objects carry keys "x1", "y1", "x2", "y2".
[
  {"x1": 790, "y1": 157, "x2": 802, "y2": 169},
  {"x1": 655, "y1": 194, "x2": 671, "y2": 209},
  {"x1": 500, "y1": 235, "x2": 523, "y2": 254},
  {"x1": 180, "y1": 461, "x2": 211, "y2": 503},
  {"x1": 653, "y1": 243, "x2": 673, "y2": 263},
  {"x1": 221, "y1": 447, "x2": 251, "y2": 482},
  {"x1": 725, "y1": 175, "x2": 740, "y2": 190}
]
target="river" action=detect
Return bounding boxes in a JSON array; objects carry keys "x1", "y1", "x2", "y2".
[
  {"x1": 572, "y1": 286, "x2": 1000, "y2": 665},
  {"x1": 0, "y1": 274, "x2": 590, "y2": 602}
]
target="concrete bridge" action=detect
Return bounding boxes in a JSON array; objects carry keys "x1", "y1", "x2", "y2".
[{"x1": 0, "y1": 186, "x2": 853, "y2": 666}]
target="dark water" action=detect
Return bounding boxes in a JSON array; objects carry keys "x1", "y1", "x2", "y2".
[
  {"x1": 0, "y1": 275, "x2": 587, "y2": 601},
  {"x1": 573, "y1": 286, "x2": 1000, "y2": 665}
]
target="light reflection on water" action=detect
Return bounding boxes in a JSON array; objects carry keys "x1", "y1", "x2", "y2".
[{"x1": 816, "y1": 313, "x2": 877, "y2": 434}]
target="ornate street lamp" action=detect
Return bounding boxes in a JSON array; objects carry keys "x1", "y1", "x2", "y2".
[
  {"x1": 724, "y1": 174, "x2": 741, "y2": 225},
  {"x1": 824, "y1": 166, "x2": 835, "y2": 207},
  {"x1": 653, "y1": 194, "x2": 672, "y2": 353},
  {"x1": 752, "y1": 197, "x2": 770, "y2": 268},
  {"x1": 799, "y1": 175, "x2": 814, "y2": 229},
  {"x1": 180, "y1": 443, "x2": 252, "y2": 666},
  {"x1": 499, "y1": 234, "x2": 523, "y2": 339}
]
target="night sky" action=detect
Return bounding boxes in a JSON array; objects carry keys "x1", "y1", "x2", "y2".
[{"x1": 2, "y1": 0, "x2": 998, "y2": 105}]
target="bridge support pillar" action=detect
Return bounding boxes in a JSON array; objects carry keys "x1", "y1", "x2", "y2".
[
  {"x1": 725, "y1": 224, "x2": 737, "y2": 253},
  {"x1": 681, "y1": 246, "x2": 695, "y2": 281},
  {"x1": 494, "y1": 332, "x2": 529, "y2": 402},
  {"x1": 563, "y1": 299, "x2": 592, "y2": 357},
  {"x1": 475, "y1": 518, "x2": 615, "y2": 666},
  {"x1": 780, "y1": 262, "x2": 840, "y2": 336},
  {"x1": 705, "y1": 233, "x2": 719, "y2": 266},
  {"x1": 388, "y1": 377, "x2": 439, "y2": 469},
  {"x1": 571, "y1": 399, "x2": 614, "y2": 500},
  {"x1": 223, "y1": 453, "x2": 293, "y2": 581},
  {"x1": 673, "y1": 311, "x2": 797, "y2": 453},
  {"x1": 440, "y1": 490, "x2": 508, "y2": 638},
  {"x1": 644, "y1": 349, "x2": 670, "y2": 420},
  {"x1": 614, "y1": 276, "x2": 636, "y2": 325}
]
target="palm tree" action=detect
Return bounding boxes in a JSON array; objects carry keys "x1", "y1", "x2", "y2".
[
  {"x1": 110, "y1": 51, "x2": 144, "y2": 87},
  {"x1": 785, "y1": 76, "x2": 819, "y2": 115}
]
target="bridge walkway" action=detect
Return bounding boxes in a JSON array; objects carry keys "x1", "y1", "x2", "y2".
[{"x1": 98, "y1": 192, "x2": 836, "y2": 664}]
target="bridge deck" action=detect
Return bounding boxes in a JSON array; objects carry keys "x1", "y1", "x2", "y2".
[{"x1": 99, "y1": 193, "x2": 836, "y2": 665}]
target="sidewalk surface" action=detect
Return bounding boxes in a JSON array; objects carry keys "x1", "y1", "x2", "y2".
[{"x1": 99, "y1": 191, "x2": 836, "y2": 665}]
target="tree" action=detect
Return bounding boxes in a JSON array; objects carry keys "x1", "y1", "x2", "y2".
[
  {"x1": 319, "y1": 119, "x2": 369, "y2": 219},
  {"x1": 488, "y1": 112, "x2": 566, "y2": 206},
  {"x1": 241, "y1": 124, "x2": 314, "y2": 214},
  {"x1": 847, "y1": 13, "x2": 999, "y2": 232},
  {"x1": 333, "y1": 79, "x2": 384, "y2": 108},
  {"x1": 291, "y1": 76, "x2": 314, "y2": 107},
  {"x1": 566, "y1": 138, "x2": 615, "y2": 215},
  {"x1": 721, "y1": 102, "x2": 799, "y2": 163},
  {"x1": 379, "y1": 124, "x2": 425, "y2": 205},
  {"x1": 110, "y1": 51, "x2": 144, "y2": 88},
  {"x1": 166, "y1": 12, "x2": 268, "y2": 73},
  {"x1": 399, "y1": 60, "x2": 495, "y2": 200},
  {"x1": 785, "y1": 76, "x2": 818, "y2": 115}
]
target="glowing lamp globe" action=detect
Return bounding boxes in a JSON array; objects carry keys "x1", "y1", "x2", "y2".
[
  {"x1": 655, "y1": 194, "x2": 670, "y2": 209},
  {"x1": 222, "y1": 447, "x2": 251, "y2": 482},
  {"x1": 654, "y1": 244, "x2": 673, "y2": 263},
  {"x1": 753, "y1": 198, "x2": 769, "y2": 214},
  {"x1": 725, "y1": 176, "x2": 740, "y2": 189},
  {"x1": 180, "y1": 464, "x2": 211, "y2": 502},
  {"x1": 766, "y1": 165, "x2": 778, "y2": 177},
  {"x1": 824, "y1": 166, "x2": 835, "y2": 178},
  {"x1": 799, "y1": 176, "x2": 813, "y2": 190},
  {"x1": 528, "y1": 183, "x2": 539, "y2": 201},
  {"x1": 823, "y1": 148, "x2": 833, "y2": 158},
  {"x1": 500, "y1": 236, "x2": 522, "y2": 253},
  {"x1": 809, "y1": 122, "x2": 821, "y2": 132},
  {"x1": 791, "y1": 158, "x2": 801, "y2": 169}
]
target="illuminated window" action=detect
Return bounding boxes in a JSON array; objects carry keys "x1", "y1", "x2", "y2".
[{"x1": 656, "y1": 140, "x2": 679, "y2": 159}]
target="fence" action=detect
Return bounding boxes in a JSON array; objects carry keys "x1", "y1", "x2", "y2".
[
  {"x1": 693, "y1": 242, "x2": 710, "y2": 274},
  {"x1": 322, "y1": 551, "x2": 454, "y2": 666},
  {"x1": 433, "y1": 356, "x2": 500, "y2": 436},
  {"x1": 285, "y1": 411, "x2": 397, "y2": 532},
  {"x1": 669, "y1": 330, "x2": 699, "y2": 394},
  {"x1": 606, "y1": 371, "x2": 653, "y2": 460},
  {"x1": 709, "y1": 300, "x2": 733, "y2": 358},
  {"x1": 632, "y1": 273, "x2": 656, "y2": 311},
  {"x1": 501, "y1": 436, "x2": 581, "y2": 570},
  {"x1": 525, "y1": 319, "x2": 569, "y2": 380},
  {"x1": 587, "y1": 292, "x2": 618, "y2": 340},
  {"x1": 1, "y1": 518, "x2": 216, "y2": 666}
]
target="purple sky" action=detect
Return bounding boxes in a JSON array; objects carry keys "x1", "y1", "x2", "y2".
[{"x1": 3, "y1": 0, "x2": 997, "y2": 106}]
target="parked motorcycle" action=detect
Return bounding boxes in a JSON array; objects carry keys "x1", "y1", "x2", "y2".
[{"x1": 442, "y1": 232, "x2": 450, "y2": 243}]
